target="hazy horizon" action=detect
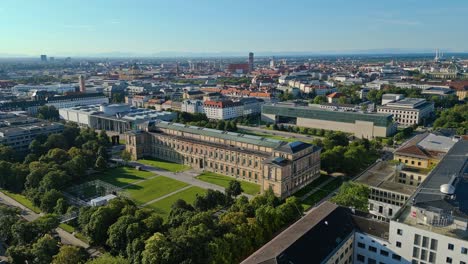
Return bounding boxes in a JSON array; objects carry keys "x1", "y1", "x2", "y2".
[{"x1": 1, "y1": 0, "x2": 467, "y2": 57}]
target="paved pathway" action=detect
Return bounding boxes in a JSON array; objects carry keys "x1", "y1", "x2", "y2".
[
  {"x1": 141, "y1": 185, "x2": 193, "y2": 207},
  {"x1": 0, "y1": 191, "x2": 98, "y2": 256}
]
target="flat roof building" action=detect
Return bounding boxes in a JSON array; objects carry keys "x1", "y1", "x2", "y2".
[
  {"x1": 261, "y1": 102, "x2": 396, "y2": 139},
  {"x1": 377, "y1": 98, "x2": 434, "y2": 127},
  {"x1": 389, "y1": 139, "x2": 468, "y2": 264},
  {"x1": 59, "y1": 104, "x2": 176, "y2": 133},
  {"x1": 0, "y1": 112, "x2": 64, "y2": 151}
]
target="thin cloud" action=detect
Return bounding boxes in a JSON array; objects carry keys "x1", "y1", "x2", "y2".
[
  {"x1": 62, "y1": 24, "x2": 95, "y2": 30},
  {"x1": 376, "y1": 18, "x2": 421, "y2": 26},
  {"x1": 106, "y1": 19, "x2": 121, "y2": 25}
]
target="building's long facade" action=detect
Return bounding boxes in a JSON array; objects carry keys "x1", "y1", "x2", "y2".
[
  {"x1": 0, "y1": 113, "x2": 64, "y2": 151},
  {"x1": 262, "y1": 103, "x2": 396, "y2": 138},
  {"x1": 125, "y1": 120, "x2": 321, "y2": 198}
]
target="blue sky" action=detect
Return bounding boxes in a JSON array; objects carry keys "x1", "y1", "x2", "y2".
[{"x1": 0, "y1": 0, "x2": 467, "y2": 56}]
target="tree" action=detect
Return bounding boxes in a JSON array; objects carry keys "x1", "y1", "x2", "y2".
[
  {"x1": 6, "y1": 245, "x2": 32, "y2": 264},
  {"x1": 41, "y1": 148, "x2": 71, "y2": 164},
  {"x1": 313, "y1": 95, "x2": 327, "y2": 104},
  {"x1": 98, "y1": 130, "x2": 111, "y2": 147},
  {"x1": 40, "y1": 189, "x2": 64, "y2": 213},
  {"x1": 86, "y1": 253, "x2": 128, "y2": 264},
  {"x1": 0, "y1": 144, "x2": 15, "y2": 161},
  {"x1": 52, "y1": 245, "x2": 89, "y2": 264},
  {"x1": 97, "y1": 146, "x2": 109, "y2": 160},
  {"x1": 54, "y1": 198, "x2": 68, "y2": 215},
  {"x1": 29, "y1": 139, "x2": 45, "y2": 156},
  {"x1": 31, "y1": 234, "x2": 59, "y2": 264},
  {"x1": 141, "y1": 233, "x2": 173, "y2": 264},
  {"x1": 121, "y1": 150, "x2": 132, "y2": 164},
  {"x1": 37, "y1": 105, "x2": 59, "y2": 121},
  {"x1": 44, "y1": 134, "x2": 68, "y2": 150},
  {"x1": 225, "y1": 180, "x2": 243, "y2": 197},
  {"x1": 331, "y1": 182, "x2": 370, "y2": 212},
  {"x1": 95, "y1": 156, "x2": 107, "y2": 171}
]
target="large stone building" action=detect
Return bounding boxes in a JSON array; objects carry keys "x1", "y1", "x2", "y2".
[
  {"x1": 125, "y1": 120, "x2": 321, "y2": 198},
  {"x1": 377, "y1": 98, "x2": 434, "y2": 127},
  {"x1": 262, "y1": 102, "x2": 396, "y2": 139},
  {"x1": 0, "y1": 112, "x2": 64, "y2": 151}
]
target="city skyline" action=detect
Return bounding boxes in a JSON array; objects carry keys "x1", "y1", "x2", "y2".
[{"x1": 1, "y1": 0, "x2": 468, "y2": 57}]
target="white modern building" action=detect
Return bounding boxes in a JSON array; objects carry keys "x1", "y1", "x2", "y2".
[
  {"x1": 389, "y1": 139, "x2": 468, "y2": 264},
  {"x1": 59, "y1": 104, "x2": 176, "y2": 133},
  {"x1": 377, "y1": 98, "x2": 434, "y2": 127},
  {"x1": 46, "y1": 93, "x2": 109, "y2": 109}
]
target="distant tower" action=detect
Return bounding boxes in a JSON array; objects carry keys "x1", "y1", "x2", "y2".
[
  {"x1": 40, "y1": 55, "x2": 47, "y2": 62},
  {"x1": 434, "y1": 49, "x2": 440, "y2": 62},
  {"x1": 270, "y1": 57, "x2": 275, "y2": 69},
  {"x1": 78, "y1": 75, "x2": 86, "y2": 93},
  {"x1": 248, "y1": 52, "x2": 254, "y2": 72}
]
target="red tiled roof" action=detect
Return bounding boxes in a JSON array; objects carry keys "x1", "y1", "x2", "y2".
[{"x1": 327, "y1": 92, "x2": 344, "y2": 98}]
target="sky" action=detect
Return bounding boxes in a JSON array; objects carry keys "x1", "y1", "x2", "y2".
[{"x1": 0, "y1": 0, "x2": 467, "y2": 57}]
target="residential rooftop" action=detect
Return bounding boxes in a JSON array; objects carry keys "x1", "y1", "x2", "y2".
[{"x1": 355, "y1": 161, "x2": 416, "y2": 196}]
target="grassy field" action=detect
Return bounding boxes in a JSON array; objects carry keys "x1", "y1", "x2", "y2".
[
  {"x1": 125, "y1": 176, "x2": 189, "y2": 205},
  {"x1": 95, "y1": 166, "x2": 154, "y2": 187},
  {"x1": 1, "y1": 190, "x2": 41, "y2": 213},
  {"x1": 292, "y1": 173, "x2": 331, "y2": 198},
  {"x1": 147, "y1": 186, "x2": 206, "y2": 218},
  {"x1": 138, "y1": 158, "x2": 190, "y2": 172},
  {"x1": 241, "y1": 130, "x2": 315, "y2": 144},
  {"x1": 59, "y1": 223, "x2": 75, "y2": 233},
  {"x1": 300, "y1": 178, "x2": 343, "y2": 211},
  {"x1": 196, "y1": 172, "x2": 260, "y2": 195}
]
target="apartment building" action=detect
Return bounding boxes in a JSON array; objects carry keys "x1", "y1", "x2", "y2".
[
  {"x1": 181, "y1": 99, "x2": 204, "y2": 114},
  {"x1": 203, "y1": 100, "x2": 243, "y2": 120},
  {"x1": 125, "y1": 120, "x2": 321, "y2": 198},
  {"x1": 377, "y1": 98, "x2": 434, "y2": 127}
]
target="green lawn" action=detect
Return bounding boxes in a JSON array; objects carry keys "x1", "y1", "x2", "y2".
[
  {"x1": 241, "y1": 130, "x2": 315, "y2": 144},
  {"x1": 59, "y1": 223, "x2": 75, "y2": 233},
  {"x1": 196, "y1": 172, "x2": 260, "y2": 195},
  {"x1": 300, "y1": 178, "x2": 343, "y2": 211},
  {"x1": 292, "y1": 173, "x2": 331, "y2": 198},
  {"x1": 95, "y1": 166, "x2": 155, "y2": 187},
  {"x1": 1, "y1": 190, "x2": 41, "y2": 213},
  {"x1": 124, "y1": 176, "x2": 189, "y2": 205},
  {"x1": 138, "y1": 158, "x2": 190, "y2": 172},
  {"x1": 146, "y1": 186, "x2": 206, "y2": 218}
]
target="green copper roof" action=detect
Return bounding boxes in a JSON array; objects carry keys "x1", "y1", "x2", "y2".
[
  {"x1": 153, "y1": 121, "x2": 285, "y2": 148},
  {"x1": 262, "y1": 104, "x2": 393, "y2": 127}
]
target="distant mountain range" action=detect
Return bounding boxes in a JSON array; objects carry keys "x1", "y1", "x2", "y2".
[{"x1": 1, "y1": 48, "x2": 467, "y2": 58}]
